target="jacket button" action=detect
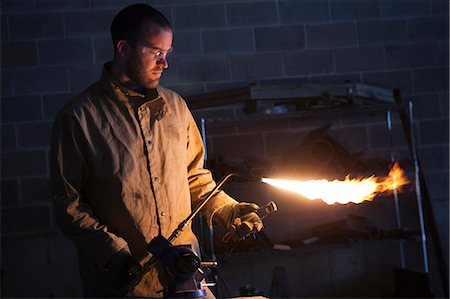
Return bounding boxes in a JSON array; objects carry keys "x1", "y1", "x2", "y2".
[
  {"x1": 154, "y1": 176, "x2": 159, "y2": 182},
  {"x1": 160, "y1": 211, "x2": 166, "y2": 216},
  {"x1": 147, "y1": 140, "x2": 152, "y2": 145}
]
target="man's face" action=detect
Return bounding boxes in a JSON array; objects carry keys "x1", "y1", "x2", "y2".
[{"x1": 124, "y1": 21, "x2": 173, "y2": 89}]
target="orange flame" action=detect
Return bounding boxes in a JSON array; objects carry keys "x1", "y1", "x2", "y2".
[{"x1": 262, "y1": 163, "x2": 409, "y2": 205}]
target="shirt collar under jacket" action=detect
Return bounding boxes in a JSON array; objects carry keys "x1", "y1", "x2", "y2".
[{"x1": 101, "y1": 62, "x2": 168, "y2": 121}]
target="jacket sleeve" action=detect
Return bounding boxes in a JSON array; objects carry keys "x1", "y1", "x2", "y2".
[
  {"x1": 50, "y1": 110, "x2": 127, "y2": 268},
  {"x1": 184, "y1": 107, "x2": 237, "y2": 227}
]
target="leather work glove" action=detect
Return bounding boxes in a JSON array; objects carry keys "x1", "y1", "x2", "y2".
[
  {"x1": 215, "y1": 202, "x2": 264, "y2": 241},
  {"x1": 106, "y1": 247, "x2": 142, "y2": 292}
]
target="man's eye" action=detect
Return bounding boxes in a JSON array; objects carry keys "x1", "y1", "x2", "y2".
[{"x1": 154, "y1": 50, "x2": 162, "y2": 56}]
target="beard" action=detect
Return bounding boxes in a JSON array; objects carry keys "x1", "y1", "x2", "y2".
[{"x1": 125, "y1": 57, "x2": 162, "y2": 89}]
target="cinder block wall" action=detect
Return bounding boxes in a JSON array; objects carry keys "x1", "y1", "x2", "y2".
[{"x1": 1, "y1": 0, "x2": 448, "y2": 298}]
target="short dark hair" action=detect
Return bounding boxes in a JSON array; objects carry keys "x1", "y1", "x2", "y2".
[{"x1": 110, "y1": 3, "x2": 172, "y2": 49}]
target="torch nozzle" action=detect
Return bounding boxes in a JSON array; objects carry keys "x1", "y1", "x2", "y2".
[{"x1": 256, "y1": 201, "x2": 278, "y2": 219}]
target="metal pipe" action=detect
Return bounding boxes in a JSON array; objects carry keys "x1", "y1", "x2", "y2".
[
  {"x1": 386, "y1": 110, "x2": 406, "y2": 268},
  {"x1": 408, "y1": 101, "x2": 429, "y2": 273},
  {"x1": 201, "y1": 118, "x2": 208, "y2": 164}
]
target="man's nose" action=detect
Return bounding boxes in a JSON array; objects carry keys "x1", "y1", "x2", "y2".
[{"x1": 157, "y1": 56, "x2": 169, "y2": 69}]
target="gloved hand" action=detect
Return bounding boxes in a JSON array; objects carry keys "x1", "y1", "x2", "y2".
[
  {"x1": 215, "y1": 202, "x2": 263, "y2": 241},
  {"x1": 106, "y1": 247, "x2": 142, "y2": 292}
]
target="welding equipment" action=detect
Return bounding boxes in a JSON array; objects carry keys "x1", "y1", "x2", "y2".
[{"x1": 123, "y1": 173, "x2": 277, "y2": 298}]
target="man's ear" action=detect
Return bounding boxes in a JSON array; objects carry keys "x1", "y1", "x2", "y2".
[{"x1": 116, "y1": 40, "x2": 129, "y2": 57}]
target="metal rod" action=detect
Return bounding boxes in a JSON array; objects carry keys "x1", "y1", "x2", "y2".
[
  {"x1": 408, "y1": 101, "x2": 429, "y2": 273},
  {"x1": 201, "y1": 117, "x2": 220, "y2": 297},
  {"x1": 201, "y1": 118, "x2": 208, "y2": 163},
  {"x1": 386, "y1": 110, "x2": 406, "y2": 268}
]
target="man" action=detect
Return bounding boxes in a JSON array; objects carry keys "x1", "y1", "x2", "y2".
[{"x1": 50, "y1": 3, "x2": 263, "y2": 298}]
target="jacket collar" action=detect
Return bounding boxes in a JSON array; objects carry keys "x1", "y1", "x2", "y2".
[{"x1": 101, "y1": 62, "x2": 168, "y2": 120}]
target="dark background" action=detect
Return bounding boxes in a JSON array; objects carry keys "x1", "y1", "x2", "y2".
[{"x1": 1, "y1": 0, "x2": 448, "y2": 298}]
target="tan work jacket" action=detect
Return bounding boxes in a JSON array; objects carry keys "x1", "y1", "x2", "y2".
[{"x1": 50, "y1": 63, "x2": 237, "y2": 297}]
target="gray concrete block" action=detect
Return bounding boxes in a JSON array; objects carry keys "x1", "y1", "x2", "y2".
[
  {"x1": 231, "y1": 53, "x2": 283, "y2": 80},
  {"x1": 307, "y1": 22, "x2": 357, "y2": 49},
  {"x1": 154, "y1": 6, "x2": 173, "y2": 26},
  {"x1": 335, "y1": 46, "x2": 385, "y2": 72},
  {"x1": 1, "y1": 95, "x2": 42, "y2": 123},
  {"x1": 91, "y1": 0, "x2": 136, "y2": 10},
  {"x1": 283, "y1": 49, "x2": 333, "y2": 76},
  {"x1": 330, "y1": 0, "x2": 380, "y2": 21},
  {"x1": 158, "y1": 57, "x2": 179, "y2": 86},
  {"x1": 358, "y1": 20, "x2": 408, "y2": 46},
  {"x1": 174, "y1": 4, "x2": 225, "y2": 30},
  {"x1": 419, "y1": 119, "x2": 449, "y2": 145},
  {"x1": 17, "y1": 121, "x2": 53, "y2": 148},
  {"x1": 1, "y1": 14, "x2": 8, "y2": 42},
  {"x1": 227, "y1": 1, "x2": 277, "y2": 26},
  {"x1": 1, "y1": 0, "x2": 34, "y2": 14},
  {"x1": 425, "y1": 170, "x2": 449, "y2": 198},
  {"x1": 368, "y1": 123, "x2": 407, "y2": 150},
  {"x1": 432, "y1": 0, "x2": 449, "y2": 15},
  {"x1": 172, "y1": 31, "x2": 201, "y2": 56},
  {"x1": 65, "y1": 10, "x2": 117, "y2": 37},
  {"x1": 279, "y1": 0, "x2": 329, "y2": 24},
  {"x1": 1, "y1": 205, "x2": 51, "y2": 234},
  {"x1": 42, "y1": 92, "x2": 75, "y2": 120},
  {"x1": 408, "y1": 16, "x2": 449, "y2": 42},
  {"x1": 94, "y1": 36, "x2": 113, "y2": 64},
  {"x1": 311, "y1": 73, "x2": 361, "y2": 84},
  {"x1": 177, "y1": 56, "x2": 230, "y2": 83},
  {"x1": 411, "y1": 94, "x2": 442, "y2": 120},
  {"x1": 1, "y1": 41, "x2": 38, "y2": 67},
  {"x1": 1, "y1": 150, "x2": 47, "y2": 178},
  {"x1": 413, "y1": 67, "x2": 449, "y2": 93},
  {"x1": 436, "y1": 40, "x2": 449, "y2": 66},
  {"x1": 255, "y1": 25, "x2": 305, "y2": 51},
  {"x1": 439, "y1": 93, "x2": 449, "y2": 118},
  {"x1": 1, "y1": 179, "x2": 20, "y2": 207},
  {"x1": 419, "y1": 145, "x2": 448, "y2": 172},
  {"x1": 21, "y1": 177, "x2": 52, "y2": 204},
  {"x1": 203, "y1": 29, "x2": 253, "y2": 54},
  {"x1": 12, "y1": 66, "x2": 68, "y2": 93},
  {"x1": 68, "y1": 65, "x2": 102, "y2": 92},
  {"x1": 1, "y1": 124, "x2": 16, "y2": 151},
  {"x1": 362, "y1": 70, "x2": 412, "y2": 95},
  {"x1": 380, "y1": 0, "x2": 432, "y2": 18},
  {"x1": 385, "y1": 43, "x2": 435, "y2": 69},
  {"x1": 34, "y1": 0, "x2": 90, "y2": 12},
  {"x1": 148, "y1": 0, "x2": 197, "y2": 6},
  {"x1": 9, "y1": 13, "x2": 64, "y2": 40},
  {"x1": 38, "y1": 38, "x2": 94, "y2": 65},
  {"x1": 1, "y1": 234, "x2": 54, "y2": 297},
  {"x1": 1, "y1": 69, "x2": 13, "y2": 96}
]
